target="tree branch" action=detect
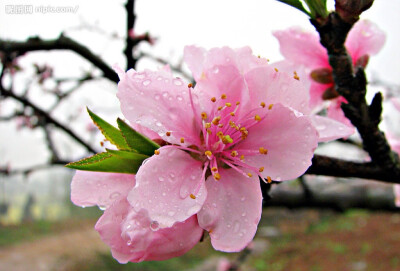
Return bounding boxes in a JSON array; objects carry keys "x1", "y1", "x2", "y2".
[{"x1": 0, "y1": 35, "x2": 119, "y2": 83}]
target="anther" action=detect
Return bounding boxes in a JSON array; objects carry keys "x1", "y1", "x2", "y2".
[
  {"x1": 214, "y1": 173, "x2": 221, "y2": 180},
  {"x1": 268, "y1": 104, "x2": 273, "y2": 110},
  {"x1": 205, "y1": 150, "x2": 212, "y2": 157},
  {"x1": 201, "y1": 112, "x2": 208, "y2": 120},
  {"x1": 217, "y1": 106, "x2": 223, "y2": 111},
  {"x1": 154, "y1": 150, "x2": 160, "y2": 155},
  {"x1": 188, "y1": 83, "x2": 193, "y2": 88},
  {"x1": 180, "y1": 137, "x2": 185, "y2": 143},
  {"x1": 230, "y1": 112, "x2": 235, "y2": 116},
  {"x1": 225, "y1": 102, "x2": 232, "y2": 107},
  {"x1": 231, "y1": 150, "x2": 238, "y2": 157},
  {"x1": 211, "y1": 97, "x2": 216, "y2": 102},
  {"x1": 236, "y1": 101, "x2": 240, "y2": 105},
  {"x1": 211, "y1": 167, "x2": 218, "y2": 172},
  {"x1": 293, "y1": 71, "x2": 300, "y2": 80},
  {"x1": 260, "y1": 102, "x2": 266, "y2": 108},
  {"x1": 222, "y1": 135, "x2": 233, "y2": 144},
  {"x1": 254, "y1": 115, "x2": 261, "y2": 121},
  {"x1": 259, "y1": 167, "x2": 264, "y2": 172},
  {"x1": 240, "y1": 155, "x2": 245, "y2": 161},
  {"x1": 166, "y1": 131, "x2": 171, "y2": 136},
  {"x1": 190, "y1": 194, "x2": 196, "y2": 199},
  {"x1": 267, "y1": 176, "x2": 272, "y2": 183},
  {"x1": 212, "y1": 116, "x2": 221, "y2": 125},
  {"x1": 221, "y1": 94, "x2": 227, "y2": 99},
  {"x1": 218, "y1": 124, "x2": 224, "y2": 128},
  {"x1": 247, "y1": 173, "x2": 253, "y2": 177},
  {"x1": 205, "y1": 123, "x2": 211, "y2": 129},
  {"x1": 274, "y1": 68, "x2": 279, "y2": 72},
  {"x1": 259, "y1": 147, "x2": 268, "y2": 155}
]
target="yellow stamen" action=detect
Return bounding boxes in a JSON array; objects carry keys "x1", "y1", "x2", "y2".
[
  {"x1": 222, "y1": 135, "x2": 233, "y2": 144},
  {"x1": 188, "y1": 83, "x2": 193, "y2": 88},
  {"x1": 293, "y1": 71, "x2": 300, "y2": 80},
  {"x1": 230, "y1": 112, "x2": 235, "y2": 116},
  {"x1": 154, "y1": 150, "x2": 160, "y2": 155},
  {"x1": 259, "y1": 147, "x2": 268, "y2": 155},
  {"x1": 247, "y1": 173, "x2": 253, "y2": 177},
  {"x1": 221, "y1": 94, "x2": 227, "y2": 99},
  {"x1": 225, "y1": 102, "x2": 232, "y2": 107},
  {"x1": 267, "y1": 176, "x2": 272, "y2": 183},
  {"x1": 205, "y1": 123, "x2": 211, "y2": 129},
  {"x1": 211, "y1": 97, "x2": 216, "y2": 102},
  {"x1": 190, "y1": 194, "x2": 196, "y2": 199},
  {"x1": 180, "y1": 137, "x2": 185, "y2": 143},
  {"x1": 231, "y1": 150, "x2": 238, "y2": 157},
  {"x1": 166, "y1": 131, "x2": 171, "y2": 136},
  {"x1": 254, "y1": 115, "x2": 261, "y2": 121},
  {"x1": 211, "y1": 167, "x2": 218, "y2": 172},
  {"x1": 274, "y1": 68, "x2": 279, "y2": 72},
  {"x1": 218, "y1": 124, "x2": 224, "y2": 128},
  {"x1": 217, "y1": 131, "x2": 224, "y2": 137},
  {"x1": 217, "y1": 106, "x2": 223, "y2": 111},
  {"x1": 240, "y1": 155, "x2": 245, "y2": 161},
  {"x1": 205, "y1": 150, "x2": 212, "y2": 156},
  {"x1": 208, "y1": 229, "x2": 213, "y2": 234},
  {"x1": 259, "y1": 167, "x2": 264, "y2": 172},
  {"x1": 236, "y1": 101, "x2": 240, "y2": 105},
  {"x1": 212, "y1": 116, "x2": 221, "y2": 125},
  {"x1": 201, "y1": 112, "x2": 208, "y2": 120},
  {"x1": 207, "y1": 130, "x2": 212, "y2": 135},
  {"x1": 260, "y1": 102, "x2": 266, "y2": 108},
  {"x1": 268, "y1": 104, "x2": 273, "y2": 110},
  {"x1": 214, "y1": 173, "x2": 221, "y2": 180}
]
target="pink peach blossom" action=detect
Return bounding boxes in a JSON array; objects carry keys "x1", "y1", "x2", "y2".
[
  {"x1": 273, "y1": 20, "x2": 385, "y2": 127},
  {"x1": 116, "y1": 46, "x2": 351, "y2": 252},
  {"x1": 71, "y1": 171, "x2": 203, "y2": 263}
]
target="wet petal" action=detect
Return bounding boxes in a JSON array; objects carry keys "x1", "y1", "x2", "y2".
[
  {"x1": 273, "y1": 27, "x2": 329, "y2": 70},
  {"x1": 310, "y1": 115, "x2": 354, "y2": 142},
  {"x1": 245, "y1": 64, "x2": 311, "y2": 114},
  {"x1": 117, "y1": 68, "x2": 201, "y2": 146},
  {"x1": 95, "y1": 198, "x2": 203, "y2": 263},
  {"x1": 346, "y1": 20, "x2": 386, "y2": 63},
  {"x1": 71, "y1": 171, "x2": 134, "y2": 208},
  {"x1": 197, "y1": 169, "x2": 262, "y2": 252},
  {"x1": 127, "y1": 147, "x2": 207, "y2": 228},
  {"x1": 238, "y1": 104, "x2": 318, "y2": 181}
]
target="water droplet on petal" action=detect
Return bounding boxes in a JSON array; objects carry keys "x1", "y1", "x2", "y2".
[
  {"x1": 168, "y1": 211, "x2": 175, "y2": 216},
  {"x1": 212, "y1": 67, "x2": 219, "y2": 74},
  {"x1": 142, "y1": 80, "x2": 151, "y2": 86},
  {"x1": 176, "y1": 95, "x2": 183, "y2": 101},
  {"x1": 126, "y1": 223, "x2": 132, "y2": 230},
  {"x1": 241, "y1": 212, "x2": 246, "y2": 217},
  {"x1": 127, "y1": 240, "x2": 132, "y2": 246},
  {"x1": 157, "y1": 76, "x2": 163, "y2": 81},
  {"x1": 239, "y1": 232, "x2": 244, "y2": 237},
  {"x1": 150, "y1": 221, "x2": 159, "y2": 231},
  {"x1": 158, "y1": 176, "x2": 165, "y2": 182},
  {"x1": 154, "y1": 94, "x2": 160, "y2": 100},
  {"x1": 233, "y1": 221, "x2": 240, "y2": 233},
  {"x1": 173, "y1": 79, "x2": 183, "y2": 86},
  {"x1": 155, "y1": 121, "x2": 162, "y2": 127},
  {"x1": 179, "y1": 183, "x2": 190, "y2": 199},
  {"x1": 98, "y1": 205, "x2": 106, "y2": 211},
  {"x1": 110, "y1": 192, "x2": 121, "y2": 200}
]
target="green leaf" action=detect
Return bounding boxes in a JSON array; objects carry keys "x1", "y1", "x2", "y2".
[
  {"x1": 87, "y1": 108, "x2": 130, "y2": 150},
  {"x1": 304, "y1": 0, "x2": 328, "y2": 18},
  {"x1": 106, "y1": 148, "x2": 149, "y2": 160},
  {"x1": 65, "y1": 151, "x2": 146, "y2": 174},
  {"x1": 276, "y1": 0, "x2": 311, "y2": 16},
  {"x1": 117, "y1": 118, "x2": 160, "y2": 156}
]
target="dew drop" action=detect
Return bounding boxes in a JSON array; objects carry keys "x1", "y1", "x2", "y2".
[
  {"x1": 162, "y1": 192, "x2": 166, "y2": 196},
  {"x1": 173, "y1": 79, "x2": 183, "y2": 86},
  {"x1": 227, "y1": 224, "x2": 231, "y2": 228},
  {"x1": 155, "y1": 121, "x2": 162, "y2": 127},
  {"x1": 317, "y1": 124, "x2": 326, "y2": 130},
  {"x1": 158, "y1": 176, "x2": 165, "y2": 182},
  {"x1": 179, "y1": 184, "x2": 190, "y2": 199},
  {"x1": 176, "y1": 95, "x2": 183, "y2": 101},
  {"x1": 162, "y1": 91, "x2": 168, "y2": 98},
  {"x1": 150, "y1": 221, "x2": 159, "y2": 231},
  {"x1": 110, "y1": 192, "x2": 121, "y2": 200},
  {"x1": 126, "y1": 223, "x2": 132, "y2": 230},
  {"x1": 240, "y1": 196, "x2": 246, "y2": 202},
  {"x1": 156, "y1": 76, "x2": 163, "y2": 81},
  {"x1": 154, "y1": 94, "x2": 160, "y2": 100},
  {"x1": 168, "y1": 211, "x2": 176, "y2": 216},
  {"x1": 212, "y1": 67, "x2": 219, "y2": 74},
  {"x1": 135, "y1": 119, "x2": 141, "y2": 124},
  {"x1": 241, "y1": 212, "x2": 246, "y2": 217},
  {"x1": 127, "y1": 240, "x2": 132, "y2": 246},
  {"x1": 239, "y1": 232, "x2": 244, "y2": 237},
  {"x1": 142, "y1": 79, "x2": 151, "y2": 86},
  {"x1": 233, "y1": 221, "x2": 240, "y2": 233}
]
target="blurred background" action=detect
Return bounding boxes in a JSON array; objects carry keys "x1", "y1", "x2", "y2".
[{"x1": 1, "y1": 0, "x2": 400, "y2": 270}]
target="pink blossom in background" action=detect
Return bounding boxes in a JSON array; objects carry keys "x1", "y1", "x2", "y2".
[
  {"x1": 114, "y1": 45, "x2": 352, "y2": 254},
  {"x1": 273, "y1": 20, "x2": 386, "y2": 127},
  {"x1": 71, "y1": 171, "x2": 203, "y2": 263}
]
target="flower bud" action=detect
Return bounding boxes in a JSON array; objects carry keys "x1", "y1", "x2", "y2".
[
  {"x1": 310, "y1": 68, "x2": 334, "y2": 84},
  {"x1": 335, "y1": 0, "x2": 374, "y2": 23}
]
